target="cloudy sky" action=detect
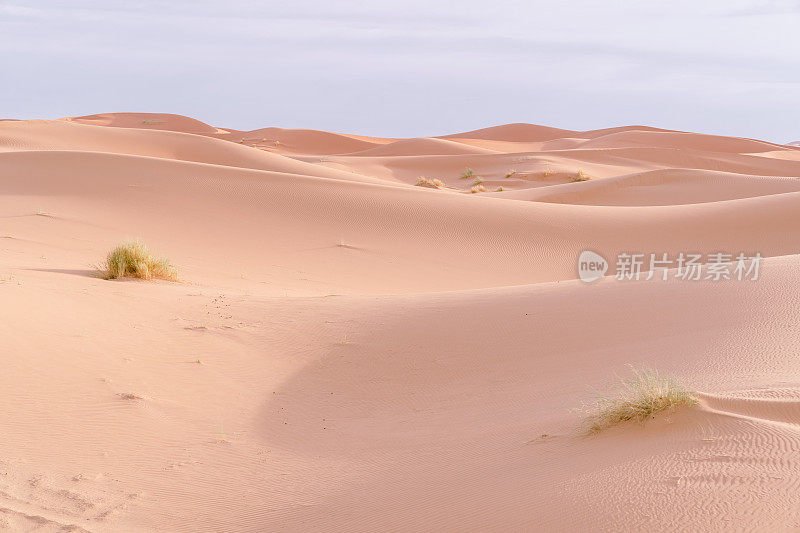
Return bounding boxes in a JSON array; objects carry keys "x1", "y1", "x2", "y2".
[{"x1": 2, "y1": 0, "x2": 798, "y2": 141}]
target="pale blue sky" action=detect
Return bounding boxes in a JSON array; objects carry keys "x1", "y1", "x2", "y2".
[{"x1": 2, "y1": 0, "x2": 798, "y2": 142}]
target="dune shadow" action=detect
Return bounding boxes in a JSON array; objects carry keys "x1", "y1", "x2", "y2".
[{"x1": 25, "y1": 268, "x2": 101, "y2": 278}]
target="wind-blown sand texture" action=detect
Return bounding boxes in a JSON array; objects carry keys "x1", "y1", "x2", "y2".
[{"x1": 2, "y1": 112, "x2": 800, "y2": 531}]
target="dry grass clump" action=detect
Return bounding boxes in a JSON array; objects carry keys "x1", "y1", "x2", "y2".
[
  {"x1": 582, "y1": 367, "x2": 696, "y2": 434},
  {"x1": 415, "y1": 177, "x2": 446, "y2": 189},
  {"x1": 472, "y1": 177, "x2": 484, "y2": 186},
  {"x1": 460, "y1": 168, "x2": 475, "y2": 180},
  {"x1": 101, "y1": 241, "x2": 177, "y2": 281},
  {"x1": 470, "y1": 184, "x2": 486, "y2": 193},
  {"x1": 572, "y1": 169, "x2": 590, "y2": 182},
  {"x1": 118, "y1": 392, "x2": 143, "y2": 400},
  {"x1": 505, "y1": 170, "x2": 517, "y2": 178},
  {"x1": 496, "y1": 186, "x2": 505, "y2": 192}
]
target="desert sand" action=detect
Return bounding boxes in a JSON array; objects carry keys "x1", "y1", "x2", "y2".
[{"x1": 1, "y1": 112, "x2": 800, "y2": 531}]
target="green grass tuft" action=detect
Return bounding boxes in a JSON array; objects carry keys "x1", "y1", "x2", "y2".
[
  {"x1": 101, "y1": 241, "x2": 177, "y2": 281},
  {"x1": 582, "y1": 366, "x2": 696, "y2": 434},
  {"x1": 460, "y1": 168, "x2": 475, "y2": 180}
]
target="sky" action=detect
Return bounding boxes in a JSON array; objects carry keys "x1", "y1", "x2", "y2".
[{"x1": 1, "y1": 0, "x2": 799, "y2": 142}]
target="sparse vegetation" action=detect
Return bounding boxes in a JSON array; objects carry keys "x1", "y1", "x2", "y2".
[
  {"x1": 101, "y1": 241, "x2": 177, "y2": 281},
  {"x1": 470, "y1": 184, "x2": 486, "y2": 193},
  {"x1": 472, "y1": 177, "x2": 484, "y2": 186},
  {"x1": 543, "y1": 164, "x2": 553, "y2": 177},
  {"x1": 505, "y1": 170, "x2": 517, "y2": 178},
  {"x1": 460, "y1": 168, "x2": 475, "y2": 180},
  {"x1": 496, "y1": 186, "x2": 505, "y2": 192},
  {"x1": 572, "y1": 169, "x2": 590, "y2": 182},
  {"x1": 118, "y1": 392, "x2": 143, "y2": 400},
  {"x1": 581, "y1": 366, "x2": 696, "y2": 434},
  {"x1": 415, "y1": 177, "x2": 446, "y2": 189}
]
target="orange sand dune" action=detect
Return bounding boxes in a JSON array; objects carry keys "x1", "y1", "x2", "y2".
[
  {"x1": 347, "y1": 136, "x2": 499, "y2": 157},
  {"x1": 2, "y1": 112, "x2": 800, "y2": 531},
  {"x1": 230, "y1": 127, "x2": 391, "y2": 156},
  {"x1": 513, "y1": 168, "x2": 800, "y2": 206},
  {"x1": 574, "y1": 129, "x2": 786, "y2": 153},
  {"x1": 2, "y1": 119, "x2": 382, "y2": 184},
  {"x1": 70, "y1": 112, "x2": 225, "y2": 135},
  {"x1": 440, "y1": 122, "x2": 577, "y2": 142},
  {"x1": 71, "y1": 112, "x2": 392, "y2": 157}
]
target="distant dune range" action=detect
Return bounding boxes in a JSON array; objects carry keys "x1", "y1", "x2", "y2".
[{"x1": 1, "y1": 112, "x2": 800, "y2": 531}]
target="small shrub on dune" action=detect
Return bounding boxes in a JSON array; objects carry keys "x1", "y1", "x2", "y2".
[
  {"x1": 582, "y1": 366, "x2": 696, "y2": 434},
  {"x1": 460, "y1": 168, "x2": 475, "y2": 180},
  {"x1": 472, "y1": 177, "x2": 484, "y2": 186},
  {"x1": 470, "y1": 184, "x2": 486, "y2": 193},
  {"x1": 101, "y1": 241, "x2": 177, "y2": 281},
  {"x1": 415, "y1": 177, "x2": 446, "y2": 189},
  {"x1": 572, "y1": 169, "x2": 590, "y2": 182},
  {"x1": 118, "y1": 392, "x2": 143, "y2": 400}
]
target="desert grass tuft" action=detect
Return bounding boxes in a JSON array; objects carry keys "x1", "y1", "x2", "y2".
[
  {"x1": 582, "y1": 366, "x2": 696, "y2": 434},
  {"x1": 118, "y1": 392, "x2": 143, "y2": 400},
  {"x1": 460, "y1": 168, "x2": 475, "y2": 180},
  {"x1": 470, "y1": 184, "x2": 486, "y2": 193},
  {"x1": 415, "y1": 177, "x2": 446, "y2": 189},
  {"x1": 572, "y1": 169, "x2": 590, "y2": 182},
  {"x1": 101, "y1": 241, "x2": 177, "y2": 281}
]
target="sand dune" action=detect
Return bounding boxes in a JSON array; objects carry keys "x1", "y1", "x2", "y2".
[
  {"x1": 348, "y1": 137, "x2": 498, "y2": 157},
  {"x1": 1, "y1": 119, "x2": 381, "y2": 184},
  {"x1": 574, "y1": 129, "x2": 785, "y2": 153},
  {"x1": 230, "y1": 127, "x2": 390, "y2": 156},
  {"x1": 70, "y1": 112, "x2": 225, "y2": 135},
  {"x1": 441, "y1": 122, "x2": 576, "y2": 142},
  {"x1": 514, "y1": 168, "x2": 800, "y2": 206},
  {"x1": 2, "y1": 112, "x2": 800, "y2": 531}
]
